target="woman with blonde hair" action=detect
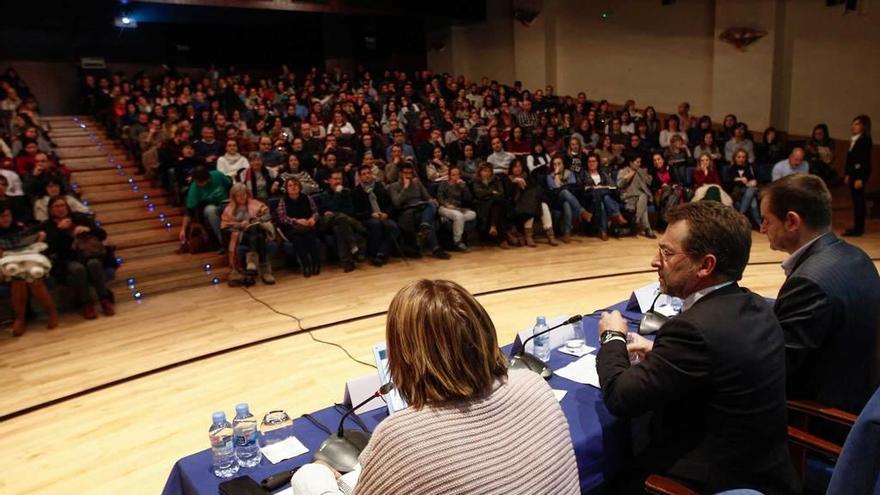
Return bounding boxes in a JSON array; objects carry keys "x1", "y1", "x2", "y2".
[
  {"x1": 691, "y1": 153, "x2": 733, "y2": 207},
  {"x1": 220, "y1": 183, "x2": 274, "y2": 285},
  {"x1": 292, "y1": 279, "x2": 580, "y2": 495}
]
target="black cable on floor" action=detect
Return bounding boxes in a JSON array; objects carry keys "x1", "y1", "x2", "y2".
[{"x1": 240, "y1": 286, "x2": 377, "y2": 369}]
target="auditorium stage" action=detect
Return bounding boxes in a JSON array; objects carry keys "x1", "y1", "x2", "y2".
[{"x1": 2, "y1": 228, "x2": 879, "y2": 494}]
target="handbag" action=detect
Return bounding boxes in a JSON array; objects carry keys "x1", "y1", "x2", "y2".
[
  {"x1": 72, "y1": 232, "x2": 107, "y2": 262},
  {"x1": 179, "y1": 220, "x2": 212, "y2": 254}
]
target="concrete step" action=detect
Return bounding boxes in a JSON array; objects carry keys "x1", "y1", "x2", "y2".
[{"x1": 53, "y1": 136, "x2": 106, "y2": 147}]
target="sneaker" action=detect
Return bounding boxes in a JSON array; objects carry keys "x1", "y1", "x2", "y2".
[
  {"x1": 643, "y1": 229, "x2": 657, "y2": 239},
  {"x1": 455, "y1": 242, "x2": 469, "y2": 252},
  {"x1": 432, "y1": 249, "x2": 451, "y2": 260}
]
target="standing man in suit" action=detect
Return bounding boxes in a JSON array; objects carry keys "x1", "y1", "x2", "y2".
[
  {"x1": 761, "y1": 174, "x2": 880, "y2": 414},
  {"x1": 844, "y1": 114, "x2": 873, "y2": 237},
  {"x1": 596, "y1": 201, "x2": 799, "y2": 494}
]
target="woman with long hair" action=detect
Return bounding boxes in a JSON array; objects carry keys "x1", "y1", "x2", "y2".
[
  {"x1": 221, "y1": 183, "x2": 274, "y2": 285},
  {"x1": 290, "y1": 280, "x2": 580, "y2": 495}
]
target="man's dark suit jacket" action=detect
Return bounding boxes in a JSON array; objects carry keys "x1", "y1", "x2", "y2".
[
  {"x1": 598, "y1": 283, "x2": 800, "y2": 495},
  {"x1": 774, "y1": 232, "x2": 880, "y2": 414}
]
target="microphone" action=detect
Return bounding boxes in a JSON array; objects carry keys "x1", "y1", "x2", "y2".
[
  {"x1": 639, "y1": 293, "x2": 670, "y2": 335},
  {"x1": 313, "y1": 382, "x2": 395, "y2": 473},
  {"x1": 510, "y1": 314, "x2": 583, "y2": 379}
]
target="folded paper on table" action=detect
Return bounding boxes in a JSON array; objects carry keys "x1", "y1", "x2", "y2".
[
  {"x1": 557, "y1": 344, "x2": 596, "y2": 358},
  {"x1": 555, "y1": 354, "x2": 601, "y2": 388},
  {"x1": 627, "y1": 282, "x2": 682, "y2": 318},
  {"x1": 261, "y1": 436, "x2": 310, "y2": 465}
]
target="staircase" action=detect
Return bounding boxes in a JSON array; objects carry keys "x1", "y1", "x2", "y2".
[{"x1": 44, "y1": 116, "x2": 227, "y2": 299}]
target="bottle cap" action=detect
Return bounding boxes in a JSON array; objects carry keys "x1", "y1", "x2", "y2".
[
  {"x1": 235, "y1": 403, "x2": 250, "y2": 415},
  {"x1": 536, "y1": 316, "x2": 546, "y2": 325},
  {"x1": 212, "y1": 411, "x2": 226, "y2": 423}
]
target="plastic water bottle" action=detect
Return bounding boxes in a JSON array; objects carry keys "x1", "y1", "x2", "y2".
[
  {"x1": 533, "y1": 316, "x2": 551, "y2": 362},
  {"x1": 233, "y1": 403, "x2": 262, "y2": 468},
  {"x1": 209, "y1": 412, "x2": 239, "y2": 478}
]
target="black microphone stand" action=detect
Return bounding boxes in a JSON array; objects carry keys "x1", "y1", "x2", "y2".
[
  {"x1": 313, "y1": 383, "x2": 395, "y2": 473},
  {"x1": 509, "y1": 315, "x2": 583, "y2": 379}
]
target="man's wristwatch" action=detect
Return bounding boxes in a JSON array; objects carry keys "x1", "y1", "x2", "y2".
[{"x1": 600, "y1": 330, "x2": 628, "y2": 346}]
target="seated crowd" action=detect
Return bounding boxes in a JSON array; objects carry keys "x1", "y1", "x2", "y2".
[
  {"x1": 1, "y1": 69, "x2": 115, "y2": 336},
  {"x1": 81, "y1": 66, "x2": 869, "y2": 285}
]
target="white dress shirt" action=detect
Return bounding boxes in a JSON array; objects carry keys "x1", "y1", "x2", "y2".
[{"x1": 681, "y1": 281, "x2": 735, "y2": 312}]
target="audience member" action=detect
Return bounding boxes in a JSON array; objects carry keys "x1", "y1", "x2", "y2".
[
  {"x1": 353, "y1": 165, "x2": 400, "y2": 266},
  {"x1": 0, "y1": 202, "x2": 57, "y2": 336},
  {"x1": 32, "y1": 177, "x2": 89, "y2": 222},
  {"x1": 43, "y1": 197, "x2": 115, "y2": 320},
  {"x1": 221, "y1": 183, "x2": 274, "y2": 285},
  {"x1": 388, "y1": 163, "x2": 450, "y2": 260},
  {"x1": 436, "y1": 167, "x2": 476, "y2": 251},
  {"x1": 727, "y1": 149, "x2": 762, "y2": 227},
  {"x1": 582, "y1": 153, "x2": 626, "y2": 240},
  {"x1": 276, "y1": 177, "x2": 321, "y2": 277},
  {"x1": 617, "y1": 154, "x2": 656, "y2": 239},
  {"x1": 318, "y1": 170, "x2": 367, "y2": 272},
  {"x1": 771, "y1": 147, "x2": 809, "y2": 182},
  {"x1": 180, "y1": 166, "x2": 231, "y2": 252}
]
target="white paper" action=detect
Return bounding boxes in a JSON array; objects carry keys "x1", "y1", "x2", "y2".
[
  {"x1": 555, "y1": 354, "x2": 601, "y2": 388},
  {"x1": 556, "y1": 344, "x2": 596, "y2": 358},
  {"x1": 552, "y1": 389, "x2": 568, "y2": 402},
  {"x1": 632, "y1": 282, "x2": 682, "y2": 317},
  {"x1": 261, "y1": 436, "x2": 310, "y2": 464}
]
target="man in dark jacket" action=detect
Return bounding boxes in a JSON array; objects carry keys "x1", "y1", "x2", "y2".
[
  {"x1": 352, "y1": 165, "x2": 399, "y2": 266},
  {"x1": 318, "y1": 169, "x2": 365, "y2": 272},
  {"x1": 761, "y1": 174, "x2": 880, "y2": 414},
  {"x1": 596, "y1": 201, "x2": 799, "y2": 495}
]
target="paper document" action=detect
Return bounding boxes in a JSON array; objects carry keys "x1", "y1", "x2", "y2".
[
  {"x1": 552, "y1": 389, "x2": 568, "y2": 402},
  {"x1": 631, "y1": 282, "x2": 682, "y2": 317},
  {"x1": 555, "y1": 354, "x2": 601, "y2": 388},
  {"x1": 557, "y1": 344, "x2": 596, "y2": 358},
  {"x1": 261, "y1": 436, "x2": 309, "y2": 464}
]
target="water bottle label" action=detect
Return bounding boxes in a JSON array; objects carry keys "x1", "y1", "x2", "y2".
[{"x1": 235, "y1": 429, "x2": 256, "y2": 447}]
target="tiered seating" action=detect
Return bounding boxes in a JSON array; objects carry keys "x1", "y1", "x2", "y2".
[{"x1": 43, "y1": 116, "x2": 226, "y2": 298}]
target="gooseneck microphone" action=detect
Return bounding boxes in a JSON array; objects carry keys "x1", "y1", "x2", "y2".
[
  {"x1": 336, "y1": 382, "x2": 395, "y2": 437},
  {"x1": 510, "y1": 314, "x2": 583, "y2": 379},
  {"x1": 313, "y1": 382, "x2": 395, "y2": 473}
]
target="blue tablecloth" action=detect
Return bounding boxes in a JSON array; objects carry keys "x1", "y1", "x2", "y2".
[{"x1": 163, "y1": 300, "x2": 644, "y2": 495}]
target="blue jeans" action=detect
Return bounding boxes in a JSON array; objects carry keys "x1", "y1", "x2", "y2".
[
  {"x1": 557, "y1": 189, "x2": 585, "y2": 233},
  {"x1": 416, "y1": 203, "x2": 440, "y2": 250},
  {"x1": 737, "y1": 186, "x2": 761, "y2": 225},
  {"x1": 201, "y1": 204, "x2": 223, "y2": 245},
  {"x1": 593, "y1": 192, "x2": 621, "y2": 233}
]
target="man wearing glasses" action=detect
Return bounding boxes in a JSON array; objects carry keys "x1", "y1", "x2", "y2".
[{"x1": 595, "y1": 201, "x2": 799, "y2": 495}]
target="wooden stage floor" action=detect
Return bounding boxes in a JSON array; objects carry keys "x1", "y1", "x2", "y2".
[{"x1": 2, "y1": 220, "x2": 879, "y2": 494}]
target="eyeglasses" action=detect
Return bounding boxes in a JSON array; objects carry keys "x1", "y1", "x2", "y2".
[{"x1": 658, "y1": 246, "x2": 686, "y2": 263}]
